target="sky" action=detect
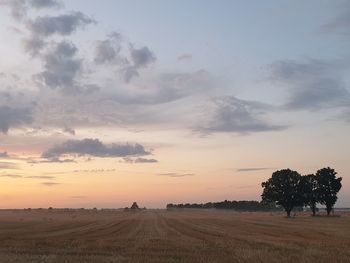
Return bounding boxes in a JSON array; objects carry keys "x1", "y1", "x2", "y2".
[{"x1": 0, "y1": 0, "x2": 349, "y2": 208}]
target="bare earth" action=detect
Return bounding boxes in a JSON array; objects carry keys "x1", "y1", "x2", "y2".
[{"x1": 0, "y1": 209, "x2": 349, "y2": 263}]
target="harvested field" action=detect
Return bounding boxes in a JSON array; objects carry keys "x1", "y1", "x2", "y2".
[{"x1": 0, "y1": 209, "x2": 349, "y2": 262}]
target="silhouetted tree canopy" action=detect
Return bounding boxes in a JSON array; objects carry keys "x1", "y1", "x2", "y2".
[
  {"x1": 166, "y1": 200, "x2": 280, "y2": 211},
  {"x1": 315, "y1": 167, "x2": 342, "y2": 216},
  {"x1": 301, "y1": 174, "x2": 318, "y2": 216},
  {"x1": 261, "y1": 169, "x2": 304, "y2": 217},
  {"x1": 131, "y1": 202, "x2": 140, "y2": 210}
]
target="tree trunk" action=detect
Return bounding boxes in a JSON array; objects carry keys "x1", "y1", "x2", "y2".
[
  {"x1": 311, "y1": 202, "x2": 316, "y2": 216},
  {"x1": 326, "y1": 205, "x2": 332, "y2": 216},
  {"x1": 286, "y1": 209, "x2": 291, "y2": 217}
]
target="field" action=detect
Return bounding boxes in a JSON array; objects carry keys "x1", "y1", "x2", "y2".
[{"x1": 0, "y1": 209, "x2": 349, "y2": 263}]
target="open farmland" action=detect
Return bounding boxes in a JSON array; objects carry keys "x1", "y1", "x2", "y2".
[{"x1": 0, "y1": 209, "x2": 349, "y2": 263}]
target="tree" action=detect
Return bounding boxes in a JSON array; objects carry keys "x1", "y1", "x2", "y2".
[
  {"x1": 130, "y1": 202, "x2": 140, "y2": 210},
  {"x1": 315, "y1": 167, "x2": 342, "y2": 216},
  {"x1": 261, "y1": 169, "x2": 304, "y2": 217},
  {"x1": 301, "y1": 174, "x2": 319, "y2": 216}
]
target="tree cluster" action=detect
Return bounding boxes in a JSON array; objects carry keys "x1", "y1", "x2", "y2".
[
  {"x1": 167, "y1": 200, "x2": 280, "y2": 211},
  {"x1": 261, "y1": 167, "x2": 342, "y2": 217}
]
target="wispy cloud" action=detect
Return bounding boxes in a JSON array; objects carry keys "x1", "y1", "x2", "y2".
[
  {"x1": 0, "y1": 173, "x2": 23, "y2": 178},
  {"x1": 25, "y1": 175, "x2": 56, "y2": 180},
  {"x1": 158, "y1": 173, "x2": 195, "y2": 178},
  {"x1": 269, "y1": 59, "x2": 350, "y2": 110},
  {"x1": 70, "y1": 195, "x2": 87, "y2": 199},
  {"x1": 0, "y1": 162, "x2": 20, "y2": 169},
  {"x1": 236, "y1": 168, "x2": 272, "y2": 172},
  {"x1": 177, "y1": 53, "x2": 192, "y2": 61},
  {"x1": 195, "y1": 96, "x2": 287, "y2": 135},
  {"x1": 41, "y1": 182, "x2": 60, "y2": 186},
  {"x1": 122, "y1": 157, "x2": 158, "y2": 163}
]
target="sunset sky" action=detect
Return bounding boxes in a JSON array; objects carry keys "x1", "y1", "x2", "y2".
[{"x1": 0, "y1": 0, "x2": 349, "y2": 208}]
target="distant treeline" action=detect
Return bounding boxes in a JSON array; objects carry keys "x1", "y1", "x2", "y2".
[{"x1": 166, "y1": 200, "x2": 281, "y2": 211}]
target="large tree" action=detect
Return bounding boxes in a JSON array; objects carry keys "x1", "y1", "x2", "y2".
[
  {"x1": 315, "y1": 167, "x2": 342, "y2": 216},
  {"x1": 261, "y1": 169, "x2": 304, "y2": 217},
  {"x1": 301, "y1": 174, "x2": 318, "y2": 216}
]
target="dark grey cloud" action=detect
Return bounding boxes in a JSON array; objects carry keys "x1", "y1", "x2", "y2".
[
  {"x1": 94, "y1": 33, "x2": 156, "y2": 82},
  {"x1": 27, "y1": 12, "x2": 96, "y2": 37},
  {"x1": 34, "y1": 41, "x2": 82, "y2": 93},
  {"x1": 270, "y1": 59, "x2": 350, "y2": 110},
  {"x1": 29, "y1": 0, "x2": 62, "y2": 9},
  {"x1": 134, "y1": 157, "x2": 158, "y2": 163},
  {"x1": 42, "y1": 138, "x2": 150, "y2": 159},
  {"x1": 122, "y1": 45, "x2": 156, "y2": 82},
  {"x1": 236, "y1": 168, "x2": 272, "y2": 172},
  {"x1": 0, "y1": 106, "x2": 33, "y2": 133},
  {"x1": 196, "y1": 97, "x2": 286, "y2": 134},
  {"x1": 158, "y1": 173, "x2": 194, "y2": 178},
  {"x1": 130, "y1": 45, "x2": 155, "y2": 68}
]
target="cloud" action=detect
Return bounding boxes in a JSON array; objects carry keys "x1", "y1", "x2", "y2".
[
  {"x1": 63, "y1": 127, "x2": 75, "y2": 135},
  {"x1": 0, "y1": 0, "x2": 63, "y2": 20},
  {"x1": 0, "y1": 106, "x2": 33, "y2": 133},
  {"x1": 42, "y1": 138, "x2": 150, "y2": 159},
  {"x1": 71, "y1": 195, "x2": 87, "y2": 199},
  {"x1": 94, "y1": 37, "x2": 124, "y2": 64},
  {"x1": 38, "y1": 158, "x2": 76, "y2": 163},
  {"x1": 0, "y1": 0, "x2": 27, "y2": 20},
  {"x1": 29, "y1": 0, "x2": 62, "y2": 9},
  {"x1": 109, "y1": 70, "x2": 213, "y2": 105},
  {"x1": 122, "y1": 45, "x2": 156, "y2": 82},
  {"x1": 27, "y1": 12, "x2": 96, "y2": 37},
  {"x1": 25, "y1": 175, "x2": 55, "y2": 179},
  {"x1": 236, "y1": 168, "x2": 272, "y2": 172},
  {"x1": 0, "y1": 162, "x2": 20, "y2": 169},
  {"x1": 270, "y1": 59, "x2": 350, "y2": 110},
  {"x1": 0, "y1": 152, "x2": 9, "y2": 158},
  {"x1": 158, "y1": 173, "x2": 194, "y2": 177},
  {"x1": 0, "y1": 173, "x2": 23, "y2": 178},
  {"x1": 123, "y1": 157, "x2": 158, "y2": 163},
  {"x1": 34, "y1": 41, "x2": 82, "y2": 93},
  {"x1": 93, "y1": 32, "x2": 155, "y2": 82},
  {"x1": 134, "y1": 157, "x2": 158, "y2": 163},
  {"x1": 73, "y1": 169, "x2": 116, "y2": 173},
  {"x1": 22, "y1": 36, "x2": 46, "y2": 56},
  {"x1": 177, "y1": 54, "x2": 192, "y2": 61},
  {"x1": 130, "y1": 45, "x2": 155, "y2": 68},
  {"x1": 322, "y1": 2, "x2": 350, "y2": 35},
  {"x1": 195, "y1": 97, "x2": 286, "y2": 134},
  {"x1": 41, "y1": 182, "x2": 60, "y2": 186}
]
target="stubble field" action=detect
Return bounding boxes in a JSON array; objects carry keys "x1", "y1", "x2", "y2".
[{"x1": 0, "y1": 209, "x2": 349, "y2": 263}]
